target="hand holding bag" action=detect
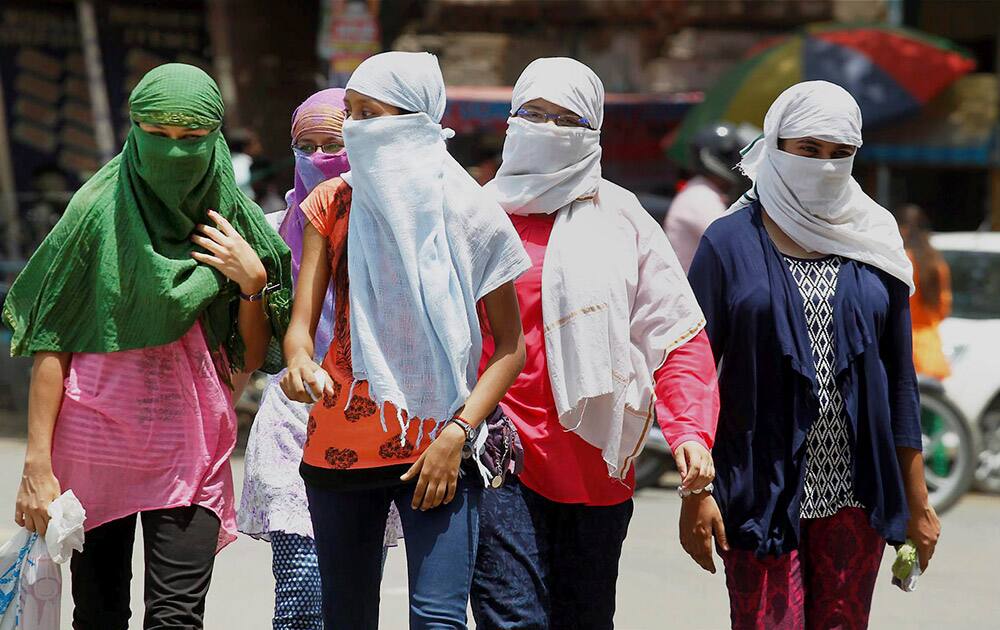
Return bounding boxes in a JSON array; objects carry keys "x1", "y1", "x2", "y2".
[{"x1": 0, "y1": 491, "x2": 85, "y2": 629}]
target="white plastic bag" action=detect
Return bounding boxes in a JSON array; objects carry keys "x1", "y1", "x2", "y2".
[
  {"x1": 43, "y1": 491, "x2": 85, "y2": 565},
  {"x1": 13, "y1": 537, "x2": 60, "y2": 630},
  {"x1": 0, "y1": 530, "x2": 35, "y2": 630},
  {"x1": 0, "y1": 491, "x2": 85, "y2": 629}
]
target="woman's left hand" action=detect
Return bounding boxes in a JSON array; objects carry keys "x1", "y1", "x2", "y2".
[
  {"x1": 907, "y1": 500, "x2": 941, "y2": 572},
  {"x1": 191, "y1": 209, "x2": 267, "y2": 294},
  {"x1": 401, "y1": 423, "x2": 466, "y2": 511}
]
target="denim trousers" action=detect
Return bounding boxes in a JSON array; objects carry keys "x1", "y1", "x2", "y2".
[
  {"x1": 306, "y1": 476, "x2": 481, "y2": 629},
  {"x1": 471, "y1": 477, "x2": 633, "y2": 630}
]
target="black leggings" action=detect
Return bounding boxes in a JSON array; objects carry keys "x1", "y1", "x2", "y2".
[{"x1": 70, "y1": 505, "x2": 220, "y2": 630}]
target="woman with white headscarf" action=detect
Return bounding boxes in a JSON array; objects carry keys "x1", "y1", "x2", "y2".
[
  {"x1": 470, "y1": 57, "x2": 720, "y2": 629},
  {"x1": 686, "y1": 81, "x2": 941, "y2": 629},
  {"x1": 279, "y1": 52, "x2": 530, "y2": 629}
]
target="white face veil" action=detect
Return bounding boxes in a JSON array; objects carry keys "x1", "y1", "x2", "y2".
[
  {"x1": 341, "y1": 51, "x2": 530, "y2": 443},
  {"x1": 733, "y1": 81, "x2": 914, "y2": 292},
  {"x1": 487, "y1": 57, "x2": 605, "y2": 215},
  {"x1": 487, "y1": 57, "x2": 705, "y2": 479}
]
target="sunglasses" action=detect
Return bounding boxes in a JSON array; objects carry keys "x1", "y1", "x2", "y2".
[
  {"x1": 514, "y1": 108, "x2": 592, "y2": 129},
  {"x1": 292, "y1": 142, "x2": 344, "y2": 155}
]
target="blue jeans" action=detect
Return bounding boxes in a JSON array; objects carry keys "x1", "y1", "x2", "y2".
[
  {"x1": 471, "y1": 477, "x2": 633, "y2": 630},
  {"x1": 306, "y1": 477, "x2": 481, "y2": 630},
  {"x1": 271, "y1": 532, "x2": 323, "y2": 630}
]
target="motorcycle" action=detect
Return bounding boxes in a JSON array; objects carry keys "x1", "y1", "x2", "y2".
[
  {"x1": 634, "y1": 377, "x2": 977, "y2": 514},
  {"x1": 919, "y1": 377, "x2": 977, "y2": 514}
]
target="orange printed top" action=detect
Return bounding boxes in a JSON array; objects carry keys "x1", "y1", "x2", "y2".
[{"x1": 298, "y1": 178, "x2": 435, "y2": 488}]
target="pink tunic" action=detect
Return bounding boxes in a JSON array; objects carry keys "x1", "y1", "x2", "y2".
[{"x1": 51, "y1": 323, "x2": 238, "y2": 551}]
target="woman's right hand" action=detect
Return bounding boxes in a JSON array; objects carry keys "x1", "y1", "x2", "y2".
[
  {"x1": 679, "y1": 492, "x2": 729, "y2": 574},
  {"x1": 15, "y1": 461, "x2": 61, "y2": 536},
  {"x1": 281, "y1": 357, "x2": 335, "y2": 404}
]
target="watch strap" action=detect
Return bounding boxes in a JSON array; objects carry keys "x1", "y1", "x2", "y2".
[
  {"x1": 240, "y1": 282, "x2": 281, "y2": 302},
  {"x1": 447, "y1": 416, "x2": 475, "y2": 442}
]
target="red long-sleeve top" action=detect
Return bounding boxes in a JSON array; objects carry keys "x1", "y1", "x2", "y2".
[{"x1": 480, "y1": 213, "x2": 719, "y2": 506}]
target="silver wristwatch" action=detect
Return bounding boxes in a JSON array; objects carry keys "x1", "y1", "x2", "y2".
[{"x1": 447, "y1": 416, "x2": 476, "y2": 459}]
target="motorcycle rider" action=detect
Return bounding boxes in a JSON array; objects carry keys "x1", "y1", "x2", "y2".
[{"x1": 664, "y1": 122, "x2": 759, "y2": 272}]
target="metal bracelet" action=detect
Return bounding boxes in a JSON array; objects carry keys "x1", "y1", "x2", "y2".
[{"x1": 677, "y1": 482, "x2": 714, "y2": 499}]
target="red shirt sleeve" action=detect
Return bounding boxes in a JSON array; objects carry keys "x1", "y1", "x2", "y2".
[{"x1": 653, "y1": 329, "x2": 719, "y2": 451}]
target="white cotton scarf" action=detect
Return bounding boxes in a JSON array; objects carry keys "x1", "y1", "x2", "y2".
[
  {"x1": 488, "y1": 57, "x2": 705, "y2": 477},
  {"x1": 342, "y1": 52, "x2": 530, "y2": 441},
  {"x1": 730, "y1": 81, "x2": 914, "y2": 292}
]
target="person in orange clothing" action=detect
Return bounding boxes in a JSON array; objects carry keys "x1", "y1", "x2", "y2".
[
  {"x1": 280, "y1": 52, "x2": 530, "y2": 630},
  {"x1": 897, "y1": 204, "x2": 952, "y2": 380}
]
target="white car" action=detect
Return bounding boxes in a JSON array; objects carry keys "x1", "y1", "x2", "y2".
[{"x1": 932, "y1": 232, "x2": 1000, "y2": 493}]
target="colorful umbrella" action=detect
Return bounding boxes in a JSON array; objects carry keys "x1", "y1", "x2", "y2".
[{"x1": 667, "y1": 23, "x2": 977, "y2": 166}]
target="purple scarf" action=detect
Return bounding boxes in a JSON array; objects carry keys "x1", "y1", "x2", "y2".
[
  {"x1": 278, "y1": 88, "x2": 349, "y2": 281},
  {"x1": 276, "y1": 88, "x2": 348, "y2": 358}
]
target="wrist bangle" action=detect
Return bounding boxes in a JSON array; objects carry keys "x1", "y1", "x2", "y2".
[{"x1": 678, "y1": 482, "x2": 714, "y2": 499}]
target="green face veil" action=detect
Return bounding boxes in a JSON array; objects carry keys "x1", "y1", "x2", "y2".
[
  {"x1": 2, "y1": 63, "x2": 291, "y2": 380},
  {"x1": 131, "y1": 129, "x2": 218, "y2": 215},
  {"x1": 127, "y1": 64, "x2": 225, "y2": 219}
]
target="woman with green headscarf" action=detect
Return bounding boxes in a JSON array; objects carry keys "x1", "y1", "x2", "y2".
[{"x1": 5, "y1": 63, "x2": 291, "y2": 629}]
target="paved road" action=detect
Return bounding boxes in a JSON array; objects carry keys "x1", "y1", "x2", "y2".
[{"x1": 0, "y1": 437, "x2": 996, "y2": 629}]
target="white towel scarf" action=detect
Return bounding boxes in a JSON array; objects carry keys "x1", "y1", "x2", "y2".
[{"x1": 488, "y1": 58, "x2": 705, "y2": 477}]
